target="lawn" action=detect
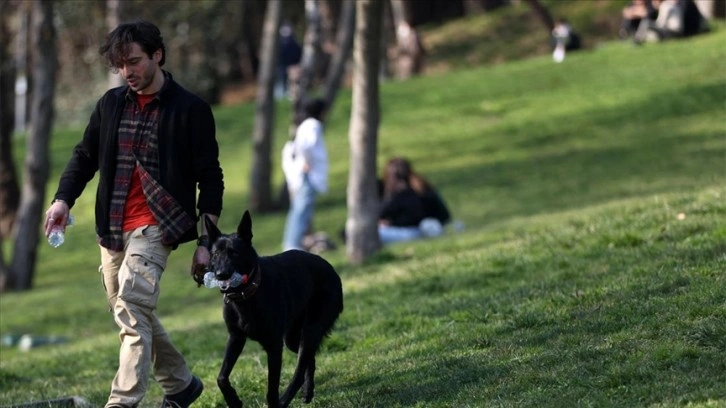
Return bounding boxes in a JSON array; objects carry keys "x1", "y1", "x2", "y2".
[{"x1": 1, "y1": 19, "x2": 725, "y2": 408}]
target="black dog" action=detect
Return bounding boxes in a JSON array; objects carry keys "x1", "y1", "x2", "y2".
[{"x1": 203, "y1": 211, "x2": 343, "y2": 408}]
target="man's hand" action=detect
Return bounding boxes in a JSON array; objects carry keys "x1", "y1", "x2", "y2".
[
  {"x1": 192, "y1": 213, "x2": 218, "y2": 287},
  {"x1": 191, "y1": 245, "x2": 211, "y2": 287},
  {"x1": 44, "y1": 200, "x2": 70, "y2": 237}
]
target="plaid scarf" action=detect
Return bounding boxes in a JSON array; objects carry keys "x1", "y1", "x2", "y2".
[{"x1": 100, "y1": 84, "x2": 194, "y2": 251}]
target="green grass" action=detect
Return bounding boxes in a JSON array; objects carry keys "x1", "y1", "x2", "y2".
[
  {"x1": 423, "y1": 0, "x2": 624, "y2": 72},
  {"x1": 1, "y1": 21, "x2": 725, "y2": 408}
]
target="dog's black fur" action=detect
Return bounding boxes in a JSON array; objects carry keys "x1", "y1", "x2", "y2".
[{"x1": 204, "y1": 211, "x2": 343, "y2": 408}]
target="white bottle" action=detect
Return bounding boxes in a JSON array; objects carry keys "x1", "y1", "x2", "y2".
[
  {"x1": 203, "y1": 271, "x2": 244, "y2": 290},
  {"x1": 48, "y1": 214, "x2": 74, "y2": 248}
]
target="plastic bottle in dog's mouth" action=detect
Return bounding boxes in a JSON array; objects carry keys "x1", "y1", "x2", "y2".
[{"x1": 204, "y1": 271, "x2": 244, "y2": 290}]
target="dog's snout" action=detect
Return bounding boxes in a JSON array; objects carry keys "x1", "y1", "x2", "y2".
[{"x1": 215, "y1": 271, "x2": 232, "y2": 280}]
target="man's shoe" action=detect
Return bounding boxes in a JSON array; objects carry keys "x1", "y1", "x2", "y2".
[{"x1": 160, "y1": 376, "x2": 203, "y2": 408}]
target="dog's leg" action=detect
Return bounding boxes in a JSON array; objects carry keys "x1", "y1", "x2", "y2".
[
  {"x1": 301, "y1": 356, "x2": 316, "y2": 403},
  {"x1": 218, "y1": 334, "x2": 247, "y2": 408},
  {"x1": 280, "y1": 330, "x2": 322, "y2": 406},
  {"x1": 265, "y1": 345, "x2": 284, "y2": 408}
]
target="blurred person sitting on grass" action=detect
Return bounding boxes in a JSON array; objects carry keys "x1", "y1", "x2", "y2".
[
  {"x1": 378, "y1": 157, "x2": 451, "y2": 244},
  {"x1": 551, "y1": 17, "x2": 581, "y2": 63},
  {"x1": 621, "y1": 0, "x2": 660, "y2": 40},
  {"x1": 634, "y1": 0, "x2": 708, "y2": 44}
]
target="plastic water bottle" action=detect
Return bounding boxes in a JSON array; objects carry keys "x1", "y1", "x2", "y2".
[
  {"x1": 204, "y1": 271, "x2": 245, "y2": 290},
  {"x1": 48, "y1": 214, "x2": 74, "y2": 248}
]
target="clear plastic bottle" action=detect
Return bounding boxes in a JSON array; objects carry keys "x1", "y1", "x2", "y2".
[
  {"x1": 203, "y1": 271, "x2": 244, "y2": 290},
  {"x1": 48, "y1": 214, "x2": 74, "y2": 248}
]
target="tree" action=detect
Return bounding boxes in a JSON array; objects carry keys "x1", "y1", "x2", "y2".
[
  {"x1": 275, "y1": 0, "x2": 356, "y2": 212},
  {"x1": 1, "y1": 0, "x2": 57, "y2": 292},
  {"x1": 105, "y1": 0, "x2": 125, "y2": 89},
  {"x1": 463, "y1": 0, "x2": 508, "y2": 14},
  {"x1": 322, "y1": 0, "x2": 355, "y2": 109},
  {"x1": 524, "y1": 0, "x2": 555, "y2": 31},
  {"x1": 390, "y1": 0, "x2": 426, "y2": 79},
  {"x1": 292, "y1": 0, "x2": 323, "y2": 119},
  {"x1": 345, "y1": 0, "x2": 383, "y2": 264},
  {"x1": 0, "y1": 0, "x2": 19, "y2": 246},
  {"x1": 249, "y1": 0, "x2": 283, "y2": 213},
  {"x1": 240, "y1": 0, "x2": 267, "y2": 81}
]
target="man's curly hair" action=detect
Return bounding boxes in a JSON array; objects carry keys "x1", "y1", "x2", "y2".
[{"x1": 99, "y1": 20, "x2": 166, "y2": 71}]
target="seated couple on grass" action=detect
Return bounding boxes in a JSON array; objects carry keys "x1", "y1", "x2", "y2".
[
  {"x1": 377, "y1": 157, "x2": 452, "y2": 245},
  {"x1": 622, "y1": 0, "x2": 709, "y2": 44}
]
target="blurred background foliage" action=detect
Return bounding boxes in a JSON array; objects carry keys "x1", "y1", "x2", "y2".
[{"x1": 6, "y1": 0, "x2": 663, "y2": 126}]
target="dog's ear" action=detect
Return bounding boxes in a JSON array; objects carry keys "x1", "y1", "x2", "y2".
[
  {"x1": 203, "y1": 215, "x2": 222, "y2": 245},
  {"x1": 237, "y1": 210, "x2": 253, "y2": 242}
]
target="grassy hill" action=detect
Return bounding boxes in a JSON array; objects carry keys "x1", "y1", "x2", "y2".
[
  {"x1": 1, "y1": 14, "x2": 725, "y2": 408},
  {"x1": 422, "y1": 0, "x2": 625, "y2": 73}
]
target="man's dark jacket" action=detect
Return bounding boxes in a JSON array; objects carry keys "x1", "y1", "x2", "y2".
[{"x1": 53, "y1": 74, "x2": 224, "y2": 247}]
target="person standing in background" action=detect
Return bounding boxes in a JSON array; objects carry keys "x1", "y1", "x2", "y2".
[
  {"x1": 43, "y1": 21, "x2": 224, "y2": 408},
  {"x1": 276, "y1": 22, "x2": 302, "y2": 100},
  {"x1": 282, "y1": 98, "x2": 329, "y2": 251}
]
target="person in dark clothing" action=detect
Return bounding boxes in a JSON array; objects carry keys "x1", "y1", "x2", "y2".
[
  {"x1": 378, "y1": 157, "x2": 451, "y2": 244},
  {"x1": 406, "y1": 162, "x2": 451, "y2": 227},
  {"x1": 680, "y1": 0, "x2": 708, "y2": 37},
  {"x1": 378, "y1": 158, "x2": 427, "y2": 244},
  {"x1": 43, "y1": 21, "x2": 223, "y2": 408},
  {"x1": 276, "y1": 22, "x2": 302, "y2": 100},
  {"x1": 551, "y1": 18, "x2": 581, "y2": 62}
]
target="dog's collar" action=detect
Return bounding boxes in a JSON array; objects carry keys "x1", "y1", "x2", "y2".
[{"x1": 223, "y1": 264, "x2": 261, "y2": 303}]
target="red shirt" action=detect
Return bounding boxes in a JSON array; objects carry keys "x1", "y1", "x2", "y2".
[{"x1": 122, "y1": 93, "x2": 158, "y2": 232}]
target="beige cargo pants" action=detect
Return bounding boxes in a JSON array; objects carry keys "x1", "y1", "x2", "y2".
[{"x1": 99, "y1": 225, "x2": 192, "y2": 407}]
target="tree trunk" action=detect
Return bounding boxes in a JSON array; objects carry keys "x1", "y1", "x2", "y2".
[
  {"x1": 240, "y1": 0, "x2": 264, "y2": 80},
  {"x1": 0, "y1": 0, "x2": 19, "y2": 285},
  {"x1": 249, "y1": 0, "x2": 282, "y2": 213},
  {"x1": 464, "y1": 0, "x2": 508, "y2": 13},
  {"x1": 14, "y1": 3, "x2": 29, "y2": 134},
  {"x1": 317, "y1": 0, "x2": 340, "y2": 77},
  {"x1": 105, "y1": 0, "x2": 125, "y2": 89},
  {"x1": 320, "y1": 0, "x2": 341, "y2": 46},
  {"x1": 382, "y1": 0, "x2": 396, "y2": 81},
  {"x1": 391, "y1": 0, "x2": 425, "y2": 79},
  {"x1": 524, "y1": 0, "x2": 554, "y2": 31},
  {"x1": 346, "y1": 0, "x2": 382, "y2": 265},
  {"x1": 0, "y1": 0, "x2": 19, "y2": 242},
  {"x1": 463, "y1": 0, "x2": 485, "y2": 14},
  {"x1": 323, "y1": 0, "x2": 355, "y2": 109},
  {"x1": 7, "y1": 0, "x2": 57, "y2": 292},
  {"x1": 292, "y1": 0, "x2": 323, "y2": 121},
  {"x1": 390, "y1": 0, "x2": 412, "y2": 23}
]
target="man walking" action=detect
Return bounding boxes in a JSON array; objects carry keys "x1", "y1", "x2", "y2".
[{"x1": 43, "y1": 21, "x2": 223, "y2": 408}]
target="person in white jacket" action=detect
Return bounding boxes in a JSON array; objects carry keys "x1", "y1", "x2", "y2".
[{"x1": 282, "y1": 98, "x2": 329, "y2": 251}]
